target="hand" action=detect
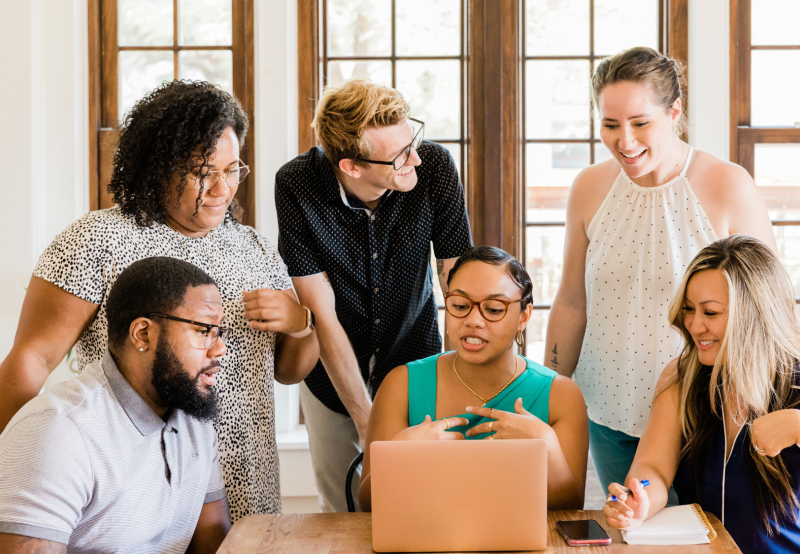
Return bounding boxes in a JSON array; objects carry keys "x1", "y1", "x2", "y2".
[
  {"x1": 602, "y1": 479, "x2": 650, "y2": 532},
  {"x1": 242, "y1": 289, "x2": 307, "y2": 334},
  {"x1": 464, "y1": 398, "x2": 556, "y2": 442},
  {"x1": 751, "y1": 409, "x2": 800, "y2": 457},
  {"x1": 391, "y1": 415, "x2": 468, "y2": 442}
]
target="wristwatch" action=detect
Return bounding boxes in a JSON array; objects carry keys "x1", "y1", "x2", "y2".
[{"x1": 304, "y1": 307, "x2": 316, "y2": 331}]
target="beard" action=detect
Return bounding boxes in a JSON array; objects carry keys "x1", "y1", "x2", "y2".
[{"x1": 150, "y1": 338, "x2": 219, "y2": 421}]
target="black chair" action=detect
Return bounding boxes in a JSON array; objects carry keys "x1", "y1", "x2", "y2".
[{"x1": 345, "y1": 451, "x2": 364, "y2": 513}]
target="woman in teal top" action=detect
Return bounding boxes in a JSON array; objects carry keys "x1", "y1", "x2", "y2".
[{"x1": 358, "y1": 246, "x2": 589, "y2": 511}]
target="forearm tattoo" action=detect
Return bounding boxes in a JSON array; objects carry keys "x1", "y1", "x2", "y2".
[{"x1": 550, "y1": 343, "x2": 560, "y2": 368}]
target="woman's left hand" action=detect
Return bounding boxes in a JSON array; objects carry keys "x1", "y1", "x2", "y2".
[
  {"x1": 751, "y1": 409, "x2": 800, "y2": 457},
  {"x1": 464, "y1": 398, "x2": 556, "y2": 442},
  {"x1": 242, "y1": 288, "x2": 307, "y2": 335}
]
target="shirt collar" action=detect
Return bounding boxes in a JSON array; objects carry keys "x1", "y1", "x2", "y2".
[
  {"x1": 337, "y1": 180, "x2": 393, "y2": 217},
  {"x1": 103, "y1": 350, "x2": 167, "y2": 436}
]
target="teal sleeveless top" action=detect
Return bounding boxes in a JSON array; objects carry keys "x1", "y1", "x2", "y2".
[{"x1": 407, "y1": 353, "x2": 557, "y2": 440}]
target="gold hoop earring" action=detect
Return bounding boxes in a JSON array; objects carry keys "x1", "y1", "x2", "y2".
[{"x1": 515, "y1": 331, "x2": 525, "y2": 349}]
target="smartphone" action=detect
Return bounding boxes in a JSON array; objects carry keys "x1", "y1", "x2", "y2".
[{"x1": 556, "y1": 519, "x2": 613, "y2": 546}]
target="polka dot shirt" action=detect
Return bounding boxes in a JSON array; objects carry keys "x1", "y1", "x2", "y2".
[
  {"x1": 276, "y1": 142, "x2": 473, "y2": 414},
  {"x1": 33, "y1": 206, "x2": 292, "y2": 519},
  {"x1": 574, "y1": 148, "x2": 718, "y2": 437}
]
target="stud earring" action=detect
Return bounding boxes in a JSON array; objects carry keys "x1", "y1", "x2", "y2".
[{"x1": 139, "y1": 347, "x2": 144, "y2": 352}]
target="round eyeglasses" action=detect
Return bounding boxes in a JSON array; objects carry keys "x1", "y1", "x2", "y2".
[
  {"x1": 189, "y1": 159, "x2": 250, "y2": 189},
  {"x1": 149, "y1": 313, "x2": 230, "y2": 350},
  {"x1": 443, "y1": 293, "x2": 527, "y2": 323},
  {"x1": 353, "y1": 118, "x2": 425, "y2": 171}
]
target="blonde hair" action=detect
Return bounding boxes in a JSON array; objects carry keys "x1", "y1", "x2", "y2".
[
  {"x1": 311, "y1": 79, "x2": 411, "y2": 167},
  {"x1": 667, "y1": 235, "x2": 800, "y2": 532},
  {"x1": 592, "y1": 46, "x2": 688, "y2": 138}
]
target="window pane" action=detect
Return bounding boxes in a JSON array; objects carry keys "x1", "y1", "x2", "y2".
[
  {"x1": 751, "y1": 51, "x2": 800, "y2": 126},
  {"x1": 326, "y1": 61, "x2": 392, "y2": 88},
  {"x1": 752, "y1": 0, "x2": 800, "y2": 46},
  {"x1": 526, "y1": 226, "x2": 565, "y2": 305},
  {"x1": 328, "y1": 0, "x2": 392, "y2": 57},
  {"x1": 396, "y1": 60, "x2": 460, "y2": 139},
  {"x1": 524, "y1": 310, "x2": 549, "y2": 362},
  {"x1": 439, "y1": 142, "x2": 462, "y2": 177},
  {"x1": 525, "y1": 0, "x2": 589, "y2": 56},
  {"x1": 594, "y1": 0, "x2": 658, "y2": 56},
  {"x1": 119, "y1": 50, "x2": 173, "y2": 118},
  {"x1": 526, "y1": 60, "x2": 590, "y2": 139},
  {"x1": 178, "y1": 50, "x2": 233, "y2": 94},
  {"x1": 178, "y1": 0, "x2": 232, "y2": 46},
  {"x1": 594, "y1": 142, "x2": 614, "y2": 164},
  {"x1": 755, "y1": 144, "x2": 800, "y2": 218},
  {"x1": 774, "y1": 226, "x2": 800, "y2": 297},
  {"x1": 118, "y1": 0, "x2": 173, "y2": 46},
  {"x1": 396, "y1": 0, "x2": 460, "y2": 56},
  {"x1": 526, "y1": 143, "x2": 588, "y2": 223}
]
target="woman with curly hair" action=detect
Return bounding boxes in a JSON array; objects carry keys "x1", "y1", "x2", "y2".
[{"x1": 0, "y1": 80, "x2": 319, "y2": 519}]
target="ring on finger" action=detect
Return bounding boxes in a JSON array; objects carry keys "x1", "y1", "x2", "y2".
[
  {"x1": 443, "y1": 417, "x2": 450, "y2": 430},
  {"x1": 489, "y1": 421, "x2": 494, "y2": 432},
  {"x1": 489, "y1": 408, "x2": 494, "y2": 417}
]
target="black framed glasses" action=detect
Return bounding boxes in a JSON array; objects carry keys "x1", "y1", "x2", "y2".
[
  {"x1": 443, "y1": 294, "x2": 526, "y2": 322},
  {"x1": 149, "y1": 313, "x2": 230, "y2": 349},
  {"x1": 353, "y1": 118, "x2": 425, "y2": 171}
]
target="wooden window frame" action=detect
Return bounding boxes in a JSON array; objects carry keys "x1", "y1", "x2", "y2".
[
  {"x1": 299, "y1": 0, "x2": 687, "y2": 261},
  {"x1": 88, "y1": 0, "x2": 257, "y2": 225},
  {"x1": 730, "y1": 0, "x2": 800, "y2": 226}
]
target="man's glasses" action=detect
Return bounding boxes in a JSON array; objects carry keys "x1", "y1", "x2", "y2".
[
  {"x1": 443, "y1": 294, "x2": 526, "y2": 323},
  {"x1": 353, "y1": 118, "x2": 425, "y2": 171},
  {"x1": 189, "y1": 159, "x2": 250, "y2": 189},
  {"x1": 149, "y1": 313, "x2": 230, "y2": 349}
]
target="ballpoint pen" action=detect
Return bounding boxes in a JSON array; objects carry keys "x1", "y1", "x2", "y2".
[{"x1": 608, "y1": 479, "x2": 650, "y2": 502}]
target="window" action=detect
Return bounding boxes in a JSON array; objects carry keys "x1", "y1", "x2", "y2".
[
  {"x1": 731, "y1": 0, "x2": 800, "y2": 299},
  {"x1": 522, "y1": 0, "x2": 685, "y2": 359},
  {"x1": 88, "y1": 0, "x2": 256, "y2": 223},
  {"x1": 299, "y1": 0, "x2": 688, "y2": 357}
]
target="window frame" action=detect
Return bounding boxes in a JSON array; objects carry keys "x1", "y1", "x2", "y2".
[
  {"x1": 730, "y1": 0, "x2": 800, "y2": 225},
  {"x1": 87, "y1": 0, "x2": 257, "y2": 224}
]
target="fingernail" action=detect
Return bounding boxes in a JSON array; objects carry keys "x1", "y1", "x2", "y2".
[
  {"x1": 620, "y1": 493, "x2": 627, "y2": 501},
  {"x1": 466, "y1": 406, "x2": 473, "y2": 412},
  {"x1": 618, "y1": 514, "x2": 625, "y2": 520},
  {"x1": 627, "y1": 511, "x2": 633, "y2": 517}
]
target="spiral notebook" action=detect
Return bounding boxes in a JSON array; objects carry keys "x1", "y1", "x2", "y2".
[{"x1": 622, "y1": 504, "x2": 717, "y2": 545}]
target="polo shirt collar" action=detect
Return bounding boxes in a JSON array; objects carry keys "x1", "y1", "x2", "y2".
[
  {"x1": 337, "y1": 181, "x2": 392, "y2": 216},
  {"x1": 103, "y1": 350, "x2": 167, "y2": 436}
]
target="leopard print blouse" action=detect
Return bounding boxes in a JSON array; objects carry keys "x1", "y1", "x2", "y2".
[{"x1": 34, "y1": 206, "x2": 291, "y2": 520}]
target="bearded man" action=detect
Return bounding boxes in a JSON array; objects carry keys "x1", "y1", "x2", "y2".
[{"x1": 0, "y1": 257, "x2": 230, "y2": 554}]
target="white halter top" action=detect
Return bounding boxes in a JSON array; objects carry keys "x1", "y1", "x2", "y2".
[{"x1": 574, "y1": 147, "x2": 718, "y2": 437}]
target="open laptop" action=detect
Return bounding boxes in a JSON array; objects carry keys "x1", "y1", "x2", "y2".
[{"x1": 371, "y1": 439, "x2": 547, "y2": 552}]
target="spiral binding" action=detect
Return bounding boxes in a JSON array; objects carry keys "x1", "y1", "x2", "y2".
[{"x1": 690, "y1": 504, "x2": 717, "y2": 542}]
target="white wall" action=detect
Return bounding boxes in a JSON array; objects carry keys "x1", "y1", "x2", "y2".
[{"x1": 688, "y1": 0, "x2": 730, "y2": 160}]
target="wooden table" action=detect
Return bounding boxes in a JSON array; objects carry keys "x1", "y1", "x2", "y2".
[{"x1": 217, "y1": 510, "x2": 741, "y2": 553}]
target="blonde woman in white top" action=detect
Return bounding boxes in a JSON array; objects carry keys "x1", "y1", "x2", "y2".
[{"x1": 545, "y1": 46, "x2": 776, "y2": 496}]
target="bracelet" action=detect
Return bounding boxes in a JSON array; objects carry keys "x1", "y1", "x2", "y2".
[{"x1": 288, "y1": 306, "x2": 315, "y2": 338}]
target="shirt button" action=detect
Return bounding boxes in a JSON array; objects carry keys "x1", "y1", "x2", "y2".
[
  {"x1": 376, "y1": 348, "x2": 380, "y2": 352},
  {"x1": 375, "y1": 319, "x2": 380, "y2": 325},
  {"x1": 370, "y1": 215, "x2": 375, "y2": 221},
  {"x1": 374, "y1": 287, "x2": 379, "y2": 293},
  {"x1": 372, "y1": 253, "x2": 378, "y2": 259}
]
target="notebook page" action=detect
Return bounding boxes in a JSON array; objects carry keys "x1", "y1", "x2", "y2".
[{"x1": 623, "y1": 505, "x2": 708, "y2": 540}]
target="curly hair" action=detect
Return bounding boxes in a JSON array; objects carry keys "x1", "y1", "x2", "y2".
[{"x1": 108, "y1": 80, "x2": 249, "y2": 227}]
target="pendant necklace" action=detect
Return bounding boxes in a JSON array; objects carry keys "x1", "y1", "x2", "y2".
[{"x1": 453, "y1": 355, "x2": 520, "y2": 406}]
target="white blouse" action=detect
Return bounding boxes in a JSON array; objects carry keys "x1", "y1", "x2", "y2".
[
  {"x1": 574, "y1": 148, "x2": 718, "y2": 437},
  {"x1": 33, "y1": 206, "x2": 292, "y2": 519}
]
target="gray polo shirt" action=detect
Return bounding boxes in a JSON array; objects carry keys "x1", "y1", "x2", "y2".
[{"x1": 0, "y1": 351, "x2": 226, "y2": 553}]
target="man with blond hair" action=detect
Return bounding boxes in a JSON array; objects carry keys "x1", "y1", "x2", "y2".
[{"x1": 275, "y1": 79, "x2": 472, "y2": 512}]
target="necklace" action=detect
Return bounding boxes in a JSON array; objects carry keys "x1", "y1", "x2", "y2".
[
  {"x1": 633, "y1": 142, "x2": 686, "y2": 188},
  {"x1": 165, "y1": 219, "x2": 215, "y2": 278},
  {"x1": 453, "y1": 355, "x2": 519, "y2": 406}
]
